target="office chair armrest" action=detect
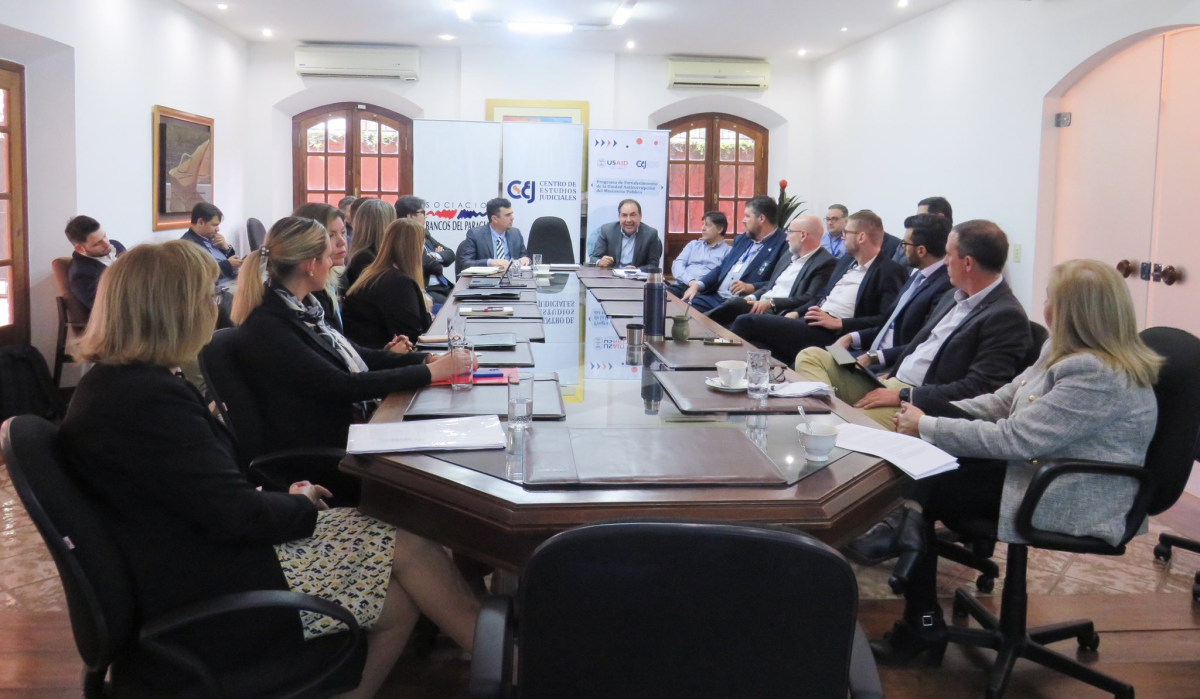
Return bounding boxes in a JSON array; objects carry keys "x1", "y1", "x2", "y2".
[
  {"x1": 139, "y1": 590, "x2": 363, "y2": 699},
  {"x1": 1014, "y1": 458, "x2": 1157, "y2": 549},
  {"x1": 249, "y1": 448, "x2": 361, "y2": 506},
  {"x1": 249, "y1": 447, "x2": 348, "y2": 473},
  {"x1": 468, "y1": 595, "x2": 514, "y2": 699},
  {"x1": 848, "y1": 622, "x2": 884, "y2": 699}
]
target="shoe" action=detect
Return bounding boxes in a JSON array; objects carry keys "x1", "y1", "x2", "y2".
[
  {"x1": 869, "y1": 613, "x2": 948, "y2": 666},
  {"x1": 846, "y1": 505, "x2": 927, "y2": 565}
]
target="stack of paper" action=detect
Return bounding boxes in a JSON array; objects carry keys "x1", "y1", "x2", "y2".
[
  {"x1": 768, "y1": 382, "x2": 834, "y2": 398},
  {"x1": 612, "y1": 269, "x2": 649, "y2": 280},
  {"x1": 346, "y1": 416, "x2": 506, "y2": 454},
  {"x1": 460, "y1": 266, "x2": 503, "y2": 276},
  {"x1": 550, "y1": 263, "x2": 580, "y2": 270},
  {"x1": 834, "y1": 424, "x2": 959, "y2": 480}
]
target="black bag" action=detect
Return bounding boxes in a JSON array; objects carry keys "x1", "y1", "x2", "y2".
[{"x1": 0, "y1": 345, "x2": 66, "y2": 421}]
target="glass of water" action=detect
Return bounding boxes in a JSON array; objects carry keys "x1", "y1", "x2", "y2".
[
  {"x1": 447, "y1": 310, "x2": 466, "y2": 343},
  {"x1": 532, "y1": 253, "x2": 543, "y2": 270},
  {"x1": 448, "y1": 340, "x2": 474, "y2": 391},
  {"x1": 747, "y1": 349, "x2": 771, "y2": 400},
  {"x1": 507, "y1": 371, "x2": 535, "y2": 429}
]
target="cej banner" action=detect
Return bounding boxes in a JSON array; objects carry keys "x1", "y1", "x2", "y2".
[
  {"x1": 501, "y1": 122, "x2": 585, "y2": 250},
  {"x1": 585, "y1": 128, "x2": 670, "y2": 265}
]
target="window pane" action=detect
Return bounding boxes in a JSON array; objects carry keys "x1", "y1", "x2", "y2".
[
  {"x1": 669, "y1": 131, "x2": 686, "y2": 160},
  {"x1": 688, "y1": 128, "x2": 706, "y2": 161},
  {"x1": 381, "y1": 158, "x2": 399, "y2": 192},
  {"x1": 0, "y1": 266, "x2": 10, "y2": 327},
  {"x1": 668, "y1": 199, "x2": 685, "y2": 233},
  {"x1": 306, "y1": 123, "x2": 326, "y2": 153},
  {"x1": 327, "y1": 194, "x2": 341, "y2": 205},
  {"x1": 720, "y1": 129, "x2": 736, "y2": 162},
  {"x1": 718, "y1": 199, "x2": 736, "y2": 235},
  {"x1": 687, "y1": 200, "x2": 705, "y2": 234},
  {"x1": 0, "y1": 88, "x2": 7, "y2": 127},
  {"x1": 738, "y1": 165, "x2": 756, "y2": 198},
  {"x1": 381, "y1": 194, "x2": 399, "y2": 206},
  {"x1": 381, "y1": 124, "x2": 400, "y2": 154},
  {"x1": 307, "y1": 192, "x2": 325, "y2": 204},
  {"x1": 668, "y1": 164, "x2": 685, "y2": 197},
  {"x1": 737, "y1": 201, "x2": 748, "y2": 234},
  {"x1": 0, "y1": 134, "x2": 8, "y2": 193},
  {"x1": 361, "y1": 157, "x2": 379, "y2": 192},
  {"x1": 360, "y1": 120, "x2": 379, "y2": 154},
  {"x1": 718, "y1": 164, "x2": 735, "y2": 198},
  {"x1": 687, "y1": 164, "x2": 705, "y2": 197},
  {"x1": 328, "y1": 118, "x2": 347, "y2": 154},
  {"x1": 0, "y1": 200, "x2": 9, "y2": 259},
  {"x1": 738, "y1": 134, "x2": 756, "y2": 162},
  {"x1": 306, "y1": 156, "x2": 325, "y2": 191},
  {"x1": 327, "y1": 156, "x2": 346, "y2": 191}
]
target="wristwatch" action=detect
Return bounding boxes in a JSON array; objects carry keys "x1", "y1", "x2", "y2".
[
  {"x1": 768, "y1": 297, "x2": 776, "y2": 309},
  {"x1": 866, "y1": 350, "x2": 880, "y2": 365},
  {"x1": 898, "y1": 388, "x2": 912, "y2": 404}
]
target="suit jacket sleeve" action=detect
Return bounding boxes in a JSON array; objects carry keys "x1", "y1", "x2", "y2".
[
  {"x1": 429, "y1": 234, "x2": 455, "y2": 267},
  {"x1": 639, "y1": 230, "x2": 663, "y2": 272},
  {"x1": 457, "y1": 232, "x2": 489, "y2": 270},
  {"x1": 695, "y1": 253, "x2": 727, "y2": 293},
  {"x1": 422, "y1": 242, "x2": 444, "y2": 278},
  {"x1": 839, "y1": 264, "x2": 908, "y2": 333},
  {"x1": 70, "y1": 268, "x2": 100, "y2": 310},
  {"x1": 910, "y1": 305, "x2": 1032, "y2": 409},
  {"x1": 591, "y1": 227, "x2": 611, "y2": 262}
]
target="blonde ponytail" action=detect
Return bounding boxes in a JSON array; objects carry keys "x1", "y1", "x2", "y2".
[{"x1": 231, "y1": 216, "x2": 329, "y2": 325}]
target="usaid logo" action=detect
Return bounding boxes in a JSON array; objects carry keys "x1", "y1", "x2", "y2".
[
  {"x1": 595, "y1": 159, "x2": 630, "y2": 169},
  {"x1": 506, "y1": 180, "x2": 536, "y2": 203}
]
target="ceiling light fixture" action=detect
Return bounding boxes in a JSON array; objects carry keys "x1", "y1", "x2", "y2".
[
  {"x1": 438, "y1": 34, "x2": 456, "y2": 40},
  {"x1": 453, "y1": 1, "x2": 472, "y2": 20},
  {"x1": 216, "y1": 3, "x2": 228, "y2": 9},
  {"x1": 507, "y1": 22, "x2": 573, "y2": 34},
  {"x1": 612, "y1": 1, "x2": 636, "y2": 26},
  {"x1": 626, "y1": 40, "x2": 635, "y2": 49},
  {"x1": 797, "y1": 48, "x2": 807, "y2": 56},
  {"x1": 897, "y1": 0, "x2": 909, "y2": 7},
  {"x1": 261, "y1": 28, "x2": 273, "y2": 37},
  {"x1": 841, "y1": 26, "x2": 848, "y2": 32}
]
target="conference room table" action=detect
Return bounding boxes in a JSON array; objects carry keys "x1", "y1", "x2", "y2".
[{"x1": 340, "y1": 266, "x2": 907, "y2": 574}]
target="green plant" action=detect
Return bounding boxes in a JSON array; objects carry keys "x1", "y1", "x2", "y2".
[{"x1": 777, "y1": 179, "x2": 806, "y2": 228}]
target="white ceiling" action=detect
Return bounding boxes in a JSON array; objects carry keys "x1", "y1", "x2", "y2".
[{"x1": 177, "y1": 0, "x2": 958, "y2": 60}]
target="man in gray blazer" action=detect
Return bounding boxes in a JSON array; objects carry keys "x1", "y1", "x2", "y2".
[
  {"x1": 456, "y1": 197, "x2": 530, "y2": 272},
  {"x1": 591, "y1": 199, "x2": 663, "y2": 272},
  {"x1": 706, "y1": 215, "x2": 836, "y2": 327}
]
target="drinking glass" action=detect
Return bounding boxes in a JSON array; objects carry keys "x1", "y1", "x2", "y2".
[
  {"x1": 533, "y1": 254, "x2": 544, "y2": 269},
  {"x1": 507, "y1": 371, "x2": 535, "y2": 429},
  {"x1": 447, "y1": 311, "x2": 466, "y2": 343},
  {"x1": 747, "y1": 349, "x2": 771, "y2": 400},
  {"x1": 448, "y1": 340, "x2": 474, "y2": 391}
]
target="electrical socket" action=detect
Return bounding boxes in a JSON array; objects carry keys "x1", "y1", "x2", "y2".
[{"x1": 1012, "y1": 244, "x2": 1022, "y2": 263}]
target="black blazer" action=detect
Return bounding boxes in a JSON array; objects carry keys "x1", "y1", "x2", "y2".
[
  {"x1": 881, "y1": 232, "x2": 902, "y2": 263},
  {"x1": 423, "y1": 231, "x2": 456, "y2": 288},
  {"x1": 815, "y1": 254, "x2": 909, "y2": 329},
  {"x1": 767, "y1": 247, "x2": 838, "y2": 314},
  {"x1": 590, "y1": 222, "x2": 664, "y2": 272},
  {"x1": 181, "y1": 229, "x2": 238, "y2": 280},
  {"x1": 890, "y1": 279, "x2": 1033, "y2": 409},
  {"x1": 69, "y1": 240, "x2": 126, "y2": 309},
  {"x1": 857, "y1": 264, "x2": 954, "y2": 364},
  {"x1": 343, "y1": 270, "x2": 433, "y2": 348},
  {"x1": 343, "y1": 247, "x2": 376, "y2": 293},
  {"x1": 696, "y1": 228, "x2": 788, "y2": 295},
  {"x1": 59, "y1": 363, "x2": 316, "y2": 689},
  {"x1": 235, "y1": 290, "x2": 433, "y2": 452}
]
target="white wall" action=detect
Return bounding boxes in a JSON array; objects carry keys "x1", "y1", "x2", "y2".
[
  {"x1": 811, "y1": 0, "x2": 1200, "y2": 312},
  {"x1": 0, "y1": 0, "x2": 248, "y2": 374}
]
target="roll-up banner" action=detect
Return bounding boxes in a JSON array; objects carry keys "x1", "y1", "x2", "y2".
[
  {"x1": 585, "y1": 129, "x2": 670, "y2": 265},
  {"x1": 500, "y1": 121, "x2": 585, "y2": 255},
  {"x1": 412, "y1": 120, "x2": 502, "y2": 273}
]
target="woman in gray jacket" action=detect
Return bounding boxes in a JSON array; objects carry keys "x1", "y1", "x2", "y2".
[{"x1": 873, "y1": 259, "x2": 1162, "y2": 663}]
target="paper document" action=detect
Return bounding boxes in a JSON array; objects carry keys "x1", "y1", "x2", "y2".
[
  {"x1": 550, "y1": 263, "x2": 580, "y2": 270},
  {"x1": 346, "y1": 416, "x2": 506, "y2": 454},
  {"x1": 612, "y1": 269, "x2": 649, "y2": 280},
  {"x1": 835, "y1": 424, "x2": 959, "y2": 480},
  {"x1": 460, "y1": 266, "x2": 503, "y2": 276},
  {"x1": 768, "y1": 382, "x2": 833, "y2": 398}
]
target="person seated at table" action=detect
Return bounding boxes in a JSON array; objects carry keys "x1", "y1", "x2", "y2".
[
  {"x1": 343, "y1": 218, "x2": 434, "y2": 349},
  {"x1": 458, "y1": 197, "x2": 529, "y2": 272},
  {"x1": 61, "y1": 239, "x2": 481, "y2": 699},
  {"x1": 343, "y1": 198, "x2": 397, "y2": 291},
  {"x1": 293, "y1": 202, "x2": 349, "y2": 331},
  {"x1": 232, "y1": 216, "x2": 468, "y2": 454},
  {"x1": 680, "y1": 195, "x2": 788, "y2": 312},
  {"x1": 667, "y1": 210, "x2": 731, "y2": 296},
  {"x1": 862, "y1": 259, "x2": 1161, "y2": 665},
  {"x1": 396, "y1": 195, "x2": 456, "y2": 306},
  {"x1": 591, "y1": 199, "x2": 663, "y2": 272},
  {"x1": 730, "y1": 209, "x2": 907, "y2": 363}
]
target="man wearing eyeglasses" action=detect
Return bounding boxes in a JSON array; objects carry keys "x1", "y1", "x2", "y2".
[
  {"x1": 822, "y1": 205, "x2": 849, "y2": 258},
  {"x1": 397, "y1": 195, "x2": 456, "y2": 304}
]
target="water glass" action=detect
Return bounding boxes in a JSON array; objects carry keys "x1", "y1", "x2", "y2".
[
  {"x1": 532, "y1": 254, "x2": 543, "y2": 269},
  {"x1": 505, "y1": 421, "x2": 527, "y2": 482},
  {"x1": 507, "y1": 371, "x2": 535, "y2": 429},
  {"x1": 747, "y1": 349, "x2": 771, "y2": 400},
  {"x1": 448, "y1": 340, "x2": 474, "y2": 391},
  {"x1": 447, "y1": 311, "x2": 466, "y2": 343}
]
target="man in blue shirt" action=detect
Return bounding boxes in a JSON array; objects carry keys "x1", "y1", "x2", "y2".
[
  {"x1": 821, "y1": 204, "x2": 849, "y2": 258},
  {"x1": 667, "y1": 211, "x2": 731, "y2": 296},
  {"x1": 180, "y1": 202, "x2": 241, "y2": 284}
]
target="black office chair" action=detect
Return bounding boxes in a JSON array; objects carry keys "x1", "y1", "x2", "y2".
[
  {"x1": 939, "y1": 326, "x2": 1200, "y2": 699},
  {"x1": 199, "y1": 327, "x2": 360, "y2": 505},
  {"x1": 526, "y1": 216, "x2": 574, "y2": 264},
  {"x1": 1152, "y1": 429, "x2": 1200, "y2": 600},
  {"x1": 246, "y1": 217, "x2": 266, "y2": 251},
  {"x1": 469, "y1": 521, "x2": 883, "y2": 699},
  {"x1": 0, "y1": 415, "x2": 368, "y2": 699}
]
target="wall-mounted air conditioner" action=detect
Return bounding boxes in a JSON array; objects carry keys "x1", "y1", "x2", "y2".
[
  {"x1": 295, "y1": 45, "x2": 420, "y2": 81},
  {"x1": 667, "y1": 57, "x2": 770, "y2": 90}
]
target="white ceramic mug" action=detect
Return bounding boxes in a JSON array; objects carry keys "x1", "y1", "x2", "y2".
[
  {"x1": 716, "y1": 360, "x2": 747, "y2": 387},
  {"x1": 796, "y1": 423, "x2": 839, "y2": 461}
]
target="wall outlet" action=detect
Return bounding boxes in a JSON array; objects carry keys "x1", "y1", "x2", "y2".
[{"x1": 1012, "y1": 244, "x2": 1022, "y2": 263}]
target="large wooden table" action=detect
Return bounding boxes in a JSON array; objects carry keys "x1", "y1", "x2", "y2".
[{"x1": 341, "y1": 267, "x2": 905, "y2": 573}]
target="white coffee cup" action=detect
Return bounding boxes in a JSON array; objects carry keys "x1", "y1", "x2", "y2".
[
  {"x1": 715, "y1": 360, "x2": 747, "y2": 387},
  {"x1": 796, "y1": 423, "x2": 839, "y2": 461},
  {"x1": 537, "y1": 264, "x2": 551, "y2": 274}
]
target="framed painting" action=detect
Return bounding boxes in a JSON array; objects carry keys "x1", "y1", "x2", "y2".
[
  {"x1": 485, "y1": 99, "x2": 589, "y2": 127},
  {"x1": 153, "y1": 105, "x2": 214, "y2": 230}
]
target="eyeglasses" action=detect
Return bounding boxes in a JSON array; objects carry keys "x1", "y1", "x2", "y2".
[
  {"x1": 899, "y1": 240, "x2": 917, "y2": 249},
  {"x1": 416, "y1": 210, "x2": 426, "y2": 215},
  {"x1": 824, "y1": 216, "x2": 842, "y2": 222},
  {"x1": 770, "y1": 364, "x2": 787, "y2": 383}
]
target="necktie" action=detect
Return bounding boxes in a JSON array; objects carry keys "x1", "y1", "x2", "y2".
[
  {"x1": 495, "y1": 235, "x2": 508, "y2": 261},
  {"x1": 869, "y1": 272, "x2": 926, "y2": 352}
]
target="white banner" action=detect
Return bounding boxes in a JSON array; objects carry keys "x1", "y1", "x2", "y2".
[
  {"x1": 585, "y1": 129, "x2": 670, "y2": 265},
  {"x1": 413, "y1": 120, "x2": 502, "y2": 274},
  {"x1": 501, "y1": 122, "x2": 585, "y2": 256}
]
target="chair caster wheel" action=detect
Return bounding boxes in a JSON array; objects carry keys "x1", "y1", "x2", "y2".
[
  {"x1": 1193, "y1": 571, "x2": 1200, "y2": 585},
  {"x1": 952, "y1": 598, "x2": 969, "y2": 619},
  {"x1": 976, "y1": 574, "x2": 995, "y2": 592},
  {"x1": 887, "y1": 575, "x2": 906, "y2": 595},
  {"x1": 1078, "y1": 631, "x2": 1100, "y2": 651},
  {"x1": 1154, "y1": 543, "x2": 1173, "y2": 561},
  {"x1": 1192, "y1": 584, "x2": 1200, "y2": 603}
]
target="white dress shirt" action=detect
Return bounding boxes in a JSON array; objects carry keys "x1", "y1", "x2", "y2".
[
  {"x1": 894, "y1": 276, "x2": 1004, "y2": 386},
  {"x1": 748, "y1": 248, "x2": 818, "y2": 303},
  {"x1": 819, "y1": 255, "x2": 876, "y2": 319}
]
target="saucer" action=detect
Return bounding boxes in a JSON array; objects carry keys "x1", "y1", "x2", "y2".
[{"x1": 706, "y1": 377, "x2": 748, "y2": 392}]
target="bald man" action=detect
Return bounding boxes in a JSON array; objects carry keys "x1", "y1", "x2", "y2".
[{"x1": 706, "y1": 215, "x2": 838, "y2": 328}]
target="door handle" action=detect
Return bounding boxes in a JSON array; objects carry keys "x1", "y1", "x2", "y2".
[
  {"x1": 1116, "y1": 260, "x2": 1135, "y2": 278},
  {"x1": 1162, "y1": 265, "x2": 1181, "y2": 286}
]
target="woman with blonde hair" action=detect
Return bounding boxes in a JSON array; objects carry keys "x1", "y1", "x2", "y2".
[
  {"x1": 61, "y1": 240, "x2": 479, "y2": 698},
  {"x1": 293, "y1": 202, "x2": 349, "y2": 330},
  {"x1": 870, "y1": 258, "x2": 1162, "y2": 664},
  {"x1": 344, "y1": 198, "x2": 396, "y2": 291},
  {"x1": 342, "y1": 218, "x2": 433, "y2": 348}
]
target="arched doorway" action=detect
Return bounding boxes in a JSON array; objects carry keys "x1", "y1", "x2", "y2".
[{"x1": 292, "y1": 102, "x2": 413, "y2": 210}]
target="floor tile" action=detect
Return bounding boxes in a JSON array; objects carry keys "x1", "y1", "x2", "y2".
[
  {"x1": 1050, "y1": 575, "x2": 1122, "y2": 595},
  {"x1": 0, "y1": 550, "x2": 58, "y2": 590},
  {"x1": 8, "y1": 578, "x2": 67, "y2": 613},
  {"x1": 1061, "y1": 553, "x2": 1162, "y2": 594},
  {"x1": 0, "y1": 497, "x2": 34, "y2": 534},
  {"x1": 0, "y1": 588, "x2": 21, "y2": 611},
  {"x1": 0, "y1": 524, "x2": 49, "y2": 561}
]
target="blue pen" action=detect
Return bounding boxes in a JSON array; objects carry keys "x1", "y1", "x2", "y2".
[{"x1": 474, "y1": 370, "x2": 505, "y2": 378}]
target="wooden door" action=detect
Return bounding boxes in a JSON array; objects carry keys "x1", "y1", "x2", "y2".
[
  {"x1": 293, "y1": 103, "x2": 413, "y2": 210},
  {"x1": 0, "y1": 61, "x2": 29, "y2": 346}
]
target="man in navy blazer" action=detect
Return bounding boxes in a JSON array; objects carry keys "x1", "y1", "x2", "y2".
[
  {"x1": 180, "y1": 202, "x2": 241, "y2": 284},
  {"x1": 591, "y1": 199, "x2": 663, "y2": 272},
  {"x1": 681, "y1": 195, "x2": 787, "y2": 312},
  {"x1": 457, "y1": 197, "x2": 530, "y2": 272},
  {"x1": 64, "y1": 215, "x2": 126, "y2": 310}
]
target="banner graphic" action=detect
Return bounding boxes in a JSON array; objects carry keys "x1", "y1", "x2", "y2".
[
  {"x1": 500, "y1": 122, "x2": 585, "y2": 256},
  {"x1": 585, "y1": 129, "x2": 670, "y2": 265}
]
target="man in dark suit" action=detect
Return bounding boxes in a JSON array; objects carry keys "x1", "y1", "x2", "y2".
[
  {"x1": 64, "y1": 215, "x2": 127, "y2": 310},
  {"x1": 794, "y1": 219, "x2": 1031, "y2": 429},
  {"x1": 457, "y1": 197, "x2": 530, "y2": 272},
  {"x1": 396, "y1": 195, "x2": 456, "y2": 303},
  {"x1": 706, "y1": 214, "x2": 836, "y2": 327},
  {"x1": 180, "y1": 202, "x2": 241, "y2": 284},
  {"x1": 892, "y1": 196, "x2": 953, "y2": 268},
  {"x1": 591, "y1": 199, "x2": 663, "y2": 272},
  {"x1": 731, "y1": 210, "x2": 908, "y2": 363},
  {"x1": 681, "y1": 195, "x2": 788, "y2": 312}
]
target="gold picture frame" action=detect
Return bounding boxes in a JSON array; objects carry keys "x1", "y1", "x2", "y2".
[
  {"x1": 152, "y1": 105, "x2": 214, "y2": 231},
  {"x1": 485, "y1": 99, "x2": 589, "y2": 127}
]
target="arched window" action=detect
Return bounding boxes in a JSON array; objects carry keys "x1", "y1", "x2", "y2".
[
  {"x1": 658, "y1": 113, "x2": 768, "y2": 273},
  {"x1": 0, "y1": 60, "x2": 28, "y2": 345},
  {"x1": 292, "y1": 102, "x2": 413, "y2": 210}
]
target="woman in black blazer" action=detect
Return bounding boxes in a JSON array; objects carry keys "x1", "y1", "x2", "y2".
[
  {"x1": 343, "y1": 198, "x2": 396, "y2": 292},
  {"x1": 233, "y1": 216, "x2": 464, "y2": 453},
  {"x1": 343, "y1": 217, "x2": 434, "y2": 348},
  {"x1": 60, "y1": 239, "x2": 480, "y2": 698}
]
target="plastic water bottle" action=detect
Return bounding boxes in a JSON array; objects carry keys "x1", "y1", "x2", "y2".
[{"x1": 642, "y1": 267, "x2": 667, "y2": 340}]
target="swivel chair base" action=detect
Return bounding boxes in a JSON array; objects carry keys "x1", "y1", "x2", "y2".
[{"x1": 1153, "y1": 532, "x2": 1200, "y2": 601}]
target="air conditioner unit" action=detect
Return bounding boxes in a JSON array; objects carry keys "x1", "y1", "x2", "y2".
[
  {"x1": 295, "y1": 45, "x2": 420, "y2": 81},
  {"x1": 667, "y1": 57, "x2": 770, "y2": 90}
]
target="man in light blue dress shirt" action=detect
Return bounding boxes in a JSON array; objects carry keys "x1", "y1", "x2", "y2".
[
  {"x1": 667, "y1": 211, "x2": 731, "y2": 295},
  {"x1": 821, "y1": 204, "x2": 849, "y2": 258}
]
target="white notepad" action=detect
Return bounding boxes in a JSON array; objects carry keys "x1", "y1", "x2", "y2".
[
  {"x1": 834, "y1": 424, "x2": 959, "y2": 480},
  {"x1": 346, "y1": 416, "x2": 506, "y2": 454},
  {"x1": 460, "y1": 266, "x2": 503, "y2": 276}
]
